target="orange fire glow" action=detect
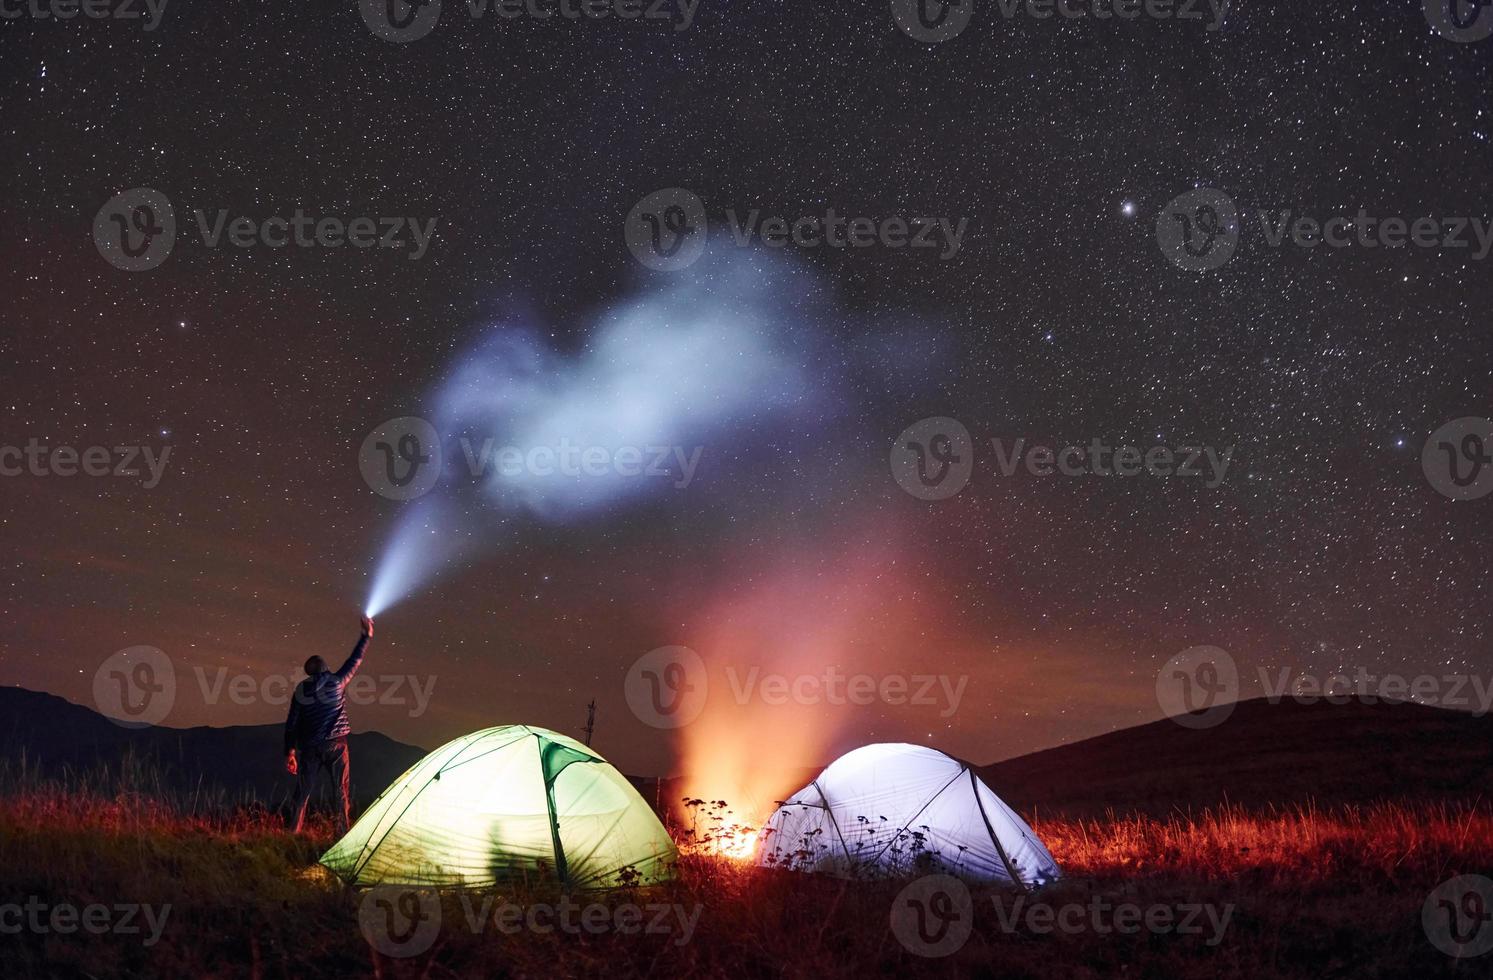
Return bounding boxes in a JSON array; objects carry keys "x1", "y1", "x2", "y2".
[{"x1": 672, "y1": 528, "x2": 955, "y2": 835}]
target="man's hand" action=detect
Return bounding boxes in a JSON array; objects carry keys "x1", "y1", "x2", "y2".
[
  {"x1": 285, "y1": 750, "x2": 298, "y2": 776},
  {"x1": 361, "y1": 614, "x2": 374, "y2": 638}
]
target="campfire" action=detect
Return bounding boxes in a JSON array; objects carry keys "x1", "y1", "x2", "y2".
[{"x1": 678, "y1": 798, "x2": 761, "y2": 861}]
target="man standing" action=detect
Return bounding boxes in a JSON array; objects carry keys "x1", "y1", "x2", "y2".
[{"x1": 284, "y1": 615, "x2": 373, "y2": 833}]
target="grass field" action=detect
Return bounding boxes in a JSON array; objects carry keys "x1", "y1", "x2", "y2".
[{"x1": 1, "y1": 760, "x2": 1489, "y2": 978}]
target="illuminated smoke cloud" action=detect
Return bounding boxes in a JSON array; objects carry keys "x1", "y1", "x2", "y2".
[{"x1": 365, "y1": 247, "x2": 908, "y2": 616}]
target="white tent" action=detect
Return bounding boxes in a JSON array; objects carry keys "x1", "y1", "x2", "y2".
[
  {"x1": 321, "y1": 725, "x2": 676, "y2": 889},
  {"x1": 754, "y1": 743, "x2": 1059, "y2": 887}
]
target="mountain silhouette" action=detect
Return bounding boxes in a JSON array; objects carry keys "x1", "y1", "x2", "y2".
[
  {"x1": 0, "y1": 686, "x2": 427, "y2": 810},
  {"x1": 5, "y1": 688, "x2": 1489, "y2": 820},
  {"x1": 979, "y1": 696, "x2": 1493, "y2": 817}
]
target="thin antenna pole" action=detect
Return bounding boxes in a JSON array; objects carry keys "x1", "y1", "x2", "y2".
[{"x1": 583, "y1": 699, "x2": 596, "y2": 746}]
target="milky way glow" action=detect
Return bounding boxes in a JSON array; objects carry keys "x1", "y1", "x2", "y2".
[{"x1": 362, "y1": 249, "x2": 879, "y2": 617}]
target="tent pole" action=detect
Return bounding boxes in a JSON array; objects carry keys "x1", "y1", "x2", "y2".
[
  {"x1": 545, "y1": 780, "x2": 570, "y2": 887},
  {"x1": 813, "y1": 781, "x2": 855, "y2": 868},
  {"x1": 540, "y1": 737, "x2": 571, "y2": 888},
  {"x1": 969, "y1": 768, "x2": 1027, "y2": 893}
]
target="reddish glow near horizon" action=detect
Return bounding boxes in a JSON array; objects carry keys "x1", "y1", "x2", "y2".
[{"x1": 674, "y1": 535, "x2": 955, "y2": 846}]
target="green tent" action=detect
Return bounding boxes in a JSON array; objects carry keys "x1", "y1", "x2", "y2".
[{"x1": 320, "y1": 725, "x2": 677, "y2": 889}]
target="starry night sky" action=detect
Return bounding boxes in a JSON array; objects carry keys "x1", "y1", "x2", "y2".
[{"x1": 2, "y1": 0, "x2": 1491, "y2": 778}]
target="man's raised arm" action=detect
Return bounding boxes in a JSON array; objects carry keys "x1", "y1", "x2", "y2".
[{"x1": 336, "y1": 615, "x2": 374, "y2": 681}]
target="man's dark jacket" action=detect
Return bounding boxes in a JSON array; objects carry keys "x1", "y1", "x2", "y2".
[{"x1": 284, "y1": 635, "x2": 368, "y2": 752}]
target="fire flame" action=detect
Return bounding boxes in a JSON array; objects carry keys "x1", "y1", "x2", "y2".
[
  {"x1": 672, "y1": 526, "x2": 954, "y2": 844},
  {"x1": 678, "y1": 798, "x2": 761, "y2": 861}
]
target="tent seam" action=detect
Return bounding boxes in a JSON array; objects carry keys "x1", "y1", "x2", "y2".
[
  {"x1": 348, "y1": 739, "x2": 472, "y2": 882},
  {"x1": 812, "y1": 780, "x2": 857, "y2": 869},
  {"x1": 863, "y1": 768, "x2": 967, "y2": 869},
  {"x1": 967, "y1": 767, "x2": 1028, "y2": 892}
]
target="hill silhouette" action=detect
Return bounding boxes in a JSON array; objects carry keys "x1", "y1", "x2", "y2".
[
  {"x1": 0, "y1": 686, "x2": 426, "y2": 809},
  {"x1": 5, "y1": 688, "x2": 1489, "y2": 820},
  {"x1": 979, "y1": 696, "x2": 1493, "y2": 817}
]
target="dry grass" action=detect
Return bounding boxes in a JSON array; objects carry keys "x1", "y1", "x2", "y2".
[
  {"x1": 0, "y1": 761, "x2": 1487, "y2": 978},
  {"x1": 1037, "y1": 799, "x2": 1493, "y2": 880}
]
